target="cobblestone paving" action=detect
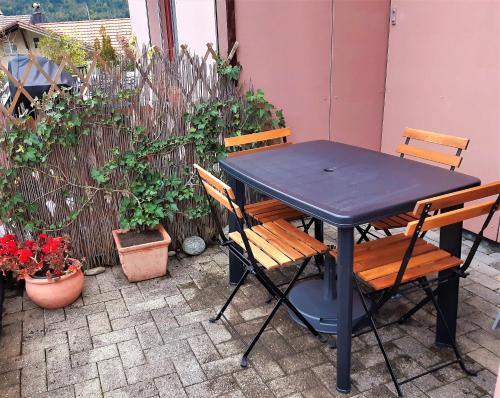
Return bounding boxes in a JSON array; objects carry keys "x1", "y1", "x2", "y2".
[{"x1": 0, "y1": 226, "x2": 499, "y2": 397}]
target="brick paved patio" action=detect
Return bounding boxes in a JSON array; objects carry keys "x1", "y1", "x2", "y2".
[{"x1": 0, "y1": 226, "x2": 499, "y2": 397}]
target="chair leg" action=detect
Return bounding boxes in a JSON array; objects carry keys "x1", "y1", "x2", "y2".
[
  {"x1": 419, "y1": 278, "x2": 477, "y2": 376},
  {"x1": 356, "y1": 225, "x2": 372, "y2": 243},
  {"x1": 240, "y1": 295, "x2": 284, "y2": 367},
  {"x1": 398, "y1": 294, "x2": 433, "y2": 324},
  {"x1": 210, "y1": 269, "x2": 250, "y2": 323},
  {"x1": 244, "y1": 259, "x2": 326, "y2": 366},
  {"x1": 275, "y1": 258, "x2": 325, "y2": 342},
  {"x1": 303, "y1": 218, "x2": 315, "y2": 233},
  {"x1": 355, "y1": 278, "x2": 403, "y2": 397}
]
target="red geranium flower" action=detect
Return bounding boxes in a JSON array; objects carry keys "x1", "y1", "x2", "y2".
[
  {"x1": 0, "y1": 234, "x2": 16, "y2": 244},
  {"x1": 0, "y1": 233, "x2": 79, "y2": 280},
  {"x1": 4, "y1": 240, "x2": 17, "y2": 255},
  {"x1": 41, "y1": 238, "x2": 61, "y2": 254},
  {"x1": 17, "y1": 249, "x2": 33, "y2": 263},
  {"x1": 24, "y1": 240, "x2": 36, "y2": 249}
]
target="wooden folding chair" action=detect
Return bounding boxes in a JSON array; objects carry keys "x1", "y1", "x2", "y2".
[
  {"x1": 357, "y1": 128, "x2": 470, "y2": 243},
  {"x1": 332, "y1": 181, "x2": 499, "y2": 396},
  {"x1": 194, "y1": 164, "x2": 328, "y2": 367},
  {"x1": 224, "y1": 128, "x2": 313, "y2": 229}
]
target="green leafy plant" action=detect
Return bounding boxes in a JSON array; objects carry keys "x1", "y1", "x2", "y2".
[
  {"x1": 0, "y1": 89, "x2": 112, "y2": 232},
  {"x1": 230, "y1": 89, "x2": 285, "y2": 136},
  {"x1": 0, "y1": 51, "x2": 286, "y2": 241},
  {"x1": 183, "y1": 88, "x2": 286, "y2": 219},
  {"x1": 216, "y1": 59, "x2": 241, "y2": 81},
  {"x1": 38, "y1": 34, "x2": 88, "y2": 70},
  {"x1": 185, "y1": 100, "x2": 226, "y2": 166},
  {"x1": 91, "y1": 130, "x2": 196, "y2": 230},
  {"x1": 1, "y1": 89, "x2": 102, "y2": 166}
]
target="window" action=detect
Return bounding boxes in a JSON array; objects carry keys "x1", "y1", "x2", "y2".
[
  {"x1": 33, "y1": 37, "x2": 40, "y2": 48},
  {"x1": 3, "y1": 42, "x2": 18, "y2": 55}
]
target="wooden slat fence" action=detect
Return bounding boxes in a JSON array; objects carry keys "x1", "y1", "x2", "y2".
[{"x1": 0, "y1": 43, "x2": 252, "y2": 268}]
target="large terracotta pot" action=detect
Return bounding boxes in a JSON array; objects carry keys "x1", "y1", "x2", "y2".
[
  {"x1": 112, "y1": 225, "x2": 171, "y2": 282},
  {"x1": 24, "y1": 259, "x2": 84, "y2": 309}
]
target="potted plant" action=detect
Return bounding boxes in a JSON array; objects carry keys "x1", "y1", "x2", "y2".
[
  {"x1": 109, "y1": 167, "x2": 174, "y2": 282},
  {"x1": 0, "y1": 233, "x2": 84, "y2": 309},
  {"x1": 91, "y1": 120, "x2": 197, "y2": 282},
  {"x1": 105, "y1": 155, "x2": 175, "y2": 282}
]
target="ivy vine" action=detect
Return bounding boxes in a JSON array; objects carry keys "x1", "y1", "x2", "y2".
[{"x1": 0, "y1": 65, "x2": 286, "y2": 237}]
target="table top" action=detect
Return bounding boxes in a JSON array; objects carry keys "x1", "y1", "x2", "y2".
[{"x1": 219, "y1": 140, "x2": 481, "y2": 227}]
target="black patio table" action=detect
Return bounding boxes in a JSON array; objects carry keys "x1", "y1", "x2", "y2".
[{"x1": 219, "y1": 140, "x2": 480, "y2": 393}]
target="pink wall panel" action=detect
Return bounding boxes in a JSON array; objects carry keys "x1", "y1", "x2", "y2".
[
  {"x1": 382, "y1": 0, "x2": 499, "y2": 241},
  {"x1": 218, "y1": 0, "x2": 389, "y2": 147},
  {"x1": 231, "y1": 0, "x2": 333, "y2": 143},
  {"x1": 330, "y1": 0, "x2": 390, "y2": 150},
  {"x1": 146, "y1": 0, "x2": 163, "y2": 49}
]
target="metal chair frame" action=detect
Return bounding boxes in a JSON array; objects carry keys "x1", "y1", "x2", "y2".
[
  {"x1": 196, "y1": 168, "x2": 326, "y2": 368},
  {"x1": 348, "y1": 193, "x2": 499, "y2": 396}
]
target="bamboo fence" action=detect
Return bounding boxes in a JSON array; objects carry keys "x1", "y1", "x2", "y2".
[{"x1": 0, "y1": 44, "x2": 247, "y2": 268}]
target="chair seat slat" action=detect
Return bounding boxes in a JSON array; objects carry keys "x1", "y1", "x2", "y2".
[
  {"x1": 354, "y1": 234, "x2": 408, "y2": 253},
  {"x1": 228, "y1": 231, "x2": 279, "y2": 270},
  {"x1": 252, "y1": 225, "x2": 305, "y2": 261},
  {"x1": 358, "y1": 249, "x2": 451, "y2": 282},
  {"x1": 273, "y1": 219, "x2": 328, "y2": 253},
  {"x1": 246, "y1": 202, "x2": 296, "y2": 216},
  {"x1": 244, "y1": 229, "x2": 294, "y2": 265},
  {"x1": 244, "y1": 199, "x2": 283, "y2": 211},
  {"x1": 368, "y1": 256, "x2": 463, "y2": 290},
  {"x1": 355, "y1": 244, "x2": 438, "y2": 273},
  {"x1": 261, "y1": 222, "x2": 317, "y2": 257},
  {"x1": 256, "y1": 209, "x2": 304, "y2": 223}
]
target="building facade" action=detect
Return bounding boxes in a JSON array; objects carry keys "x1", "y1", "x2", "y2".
[{"x1": 127, "y1": 0, "x2": 217, "y2": 56}]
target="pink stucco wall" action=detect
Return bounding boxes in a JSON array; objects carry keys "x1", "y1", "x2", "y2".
[
  {"x1": 146, "y1": 0, "x2": 164, "y2": 49},
  {"x1": 330, "y1": 0, "x2": 390, "y2": 150},
  {"x1": 174, "y1": 0, "x2": 217, "y2": 56},
  {"x1": 220, "y1": 0, "x2": 498, "y2": 240},
  {"x1": 217, "y1": 0, "x2": 390, "y2": 149},
  {"x1": 229, "y1": 0, "x2": 333, "y2": 143},
  {"x1": 382, "y1": 0, "x2": 499, "y2": 241}
]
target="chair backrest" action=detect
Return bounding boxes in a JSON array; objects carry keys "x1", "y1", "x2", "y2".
[
  {"x1": 224, "y1": 128, "x2": 291, "y2": 158},
  {"x1": 376, "y1": 182, "x2": 500, "y2": 300},
  {"x1": 194, "y1": 164, "x2": 262, "y2": 266},
  {"x1": 193, "y1": 164, "x2": 243, "y2": 219},
  {"x1": 396, "y1": 128, "x2": 470, "y2": 170},
  {"x1": 406, "y1": 181, "x2": 500, "y2": 236}
]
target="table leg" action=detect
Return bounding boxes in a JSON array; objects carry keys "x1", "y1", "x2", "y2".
[
  {"x1": 228, "y1": 176, "x2": 246, "y2": 285},
  {"x1": 336, "y1": 226, "x2": 354, "y2": 393},
  {"x1": 436, "y1": 205, "x2": 463, "y2": 346}
]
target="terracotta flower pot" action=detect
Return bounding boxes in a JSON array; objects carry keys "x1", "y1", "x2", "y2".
[
  {"x1": 112, "y1": 225, "x2": 171, "y2": 282},
  {"x1": 24, "y1": 259, "x2": 84, "y2": 309}
]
